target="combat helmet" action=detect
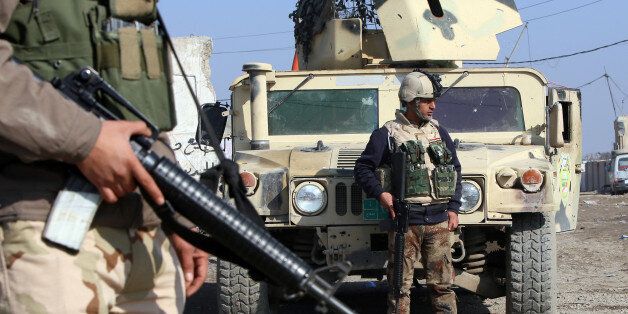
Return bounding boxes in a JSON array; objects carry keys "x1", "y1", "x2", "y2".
[{"x1": 398, "y1": 70, "x2": 443, "y2": 102}]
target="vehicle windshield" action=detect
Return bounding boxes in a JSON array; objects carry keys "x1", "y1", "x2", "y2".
[
  {"x1": 433, "y1": 87, "x2": 525, "y2": 132},
  {"x1": 267, "y1": 89, "x2": 378, "y2": 135},
  {"x1": 618, "y1": 157, "x2": 628, "y2": 171}
]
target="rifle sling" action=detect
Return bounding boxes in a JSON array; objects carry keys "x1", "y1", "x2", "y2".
[{"x1": 153, "y1": 200, "x2": 272, "y2": 283}]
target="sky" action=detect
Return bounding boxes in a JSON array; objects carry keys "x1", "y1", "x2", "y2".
[{"x1": 158, "y1": 0, "x2": 628, "y2": 156}]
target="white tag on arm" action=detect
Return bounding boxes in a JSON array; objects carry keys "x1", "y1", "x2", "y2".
[{"x1": 43, "y1": 175, "x2": 102, "y2": 251}]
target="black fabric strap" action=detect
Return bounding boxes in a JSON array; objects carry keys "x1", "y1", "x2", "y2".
[{"x1": 154, "y1": 201, "x2": 269, "y2": 282}]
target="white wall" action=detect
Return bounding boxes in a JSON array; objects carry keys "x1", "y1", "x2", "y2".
[{"x1": 167, "y1": 36, "x2": 232, "y2": 176}]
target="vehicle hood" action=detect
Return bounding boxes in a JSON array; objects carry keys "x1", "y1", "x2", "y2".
[
  {"x1": 236, "y1": 143, "x2": 553, "y2": 178},
  {"x1": 456, "y1": 143, "x2": 553, "y2": 176}
]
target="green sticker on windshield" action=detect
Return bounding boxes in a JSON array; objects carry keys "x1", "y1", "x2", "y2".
[{"x1": 362, "y1": 199, "x2": 389, "y2": 221}]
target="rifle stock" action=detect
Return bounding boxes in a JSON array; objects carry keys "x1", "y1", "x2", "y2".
[{"x1": 52, "y1": 68, "x2": 356, "y2": 314}]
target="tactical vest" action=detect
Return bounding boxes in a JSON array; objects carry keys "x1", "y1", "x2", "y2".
[
  {"x1": 383, "y1": 112, "x2": 457, "y2": 204},
  {"x1": 1, "y1": 0, "x2": 176, "y2": 131}
]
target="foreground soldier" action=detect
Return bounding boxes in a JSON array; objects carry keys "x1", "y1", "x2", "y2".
[
  {"x1": 0, "y1": 1, "x2": 207, "y2": 312},
  {"x1": 354, "y1": 72, "x2": 462, "y2": 313}
]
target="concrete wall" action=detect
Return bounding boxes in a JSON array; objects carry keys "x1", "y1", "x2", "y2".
[
  {"x1": 167, "y1": 36, "x2": 232, "y2": 177},
  {"x1": 580, "y1": 160, "x2": 610, "y2": 192}
]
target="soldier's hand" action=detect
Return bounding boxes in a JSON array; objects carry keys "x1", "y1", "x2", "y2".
[
  {"x1": 379, "y1": 192, "x2": 395, "y2": 219},
  {"x1": 169, "y1": 232, "x2": 209, "y2": 296},
  {"x1": 76, "y1": 120, "x2": 164, "y2": 205},
  {"x1": 447, "y1": 210, "x2": 459, "y2": 231}
]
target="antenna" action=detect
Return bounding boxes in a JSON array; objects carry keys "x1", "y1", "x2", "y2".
[{"x1": 505, "y1": 22, "x2": 529, "y2": 67}]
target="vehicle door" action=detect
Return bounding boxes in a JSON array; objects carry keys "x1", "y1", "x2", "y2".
[{"x1": 549, "y1": 88, "x2": 582, "y2": 232}]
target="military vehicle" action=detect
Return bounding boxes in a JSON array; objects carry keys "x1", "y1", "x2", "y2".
[
  {"x1": 213, "y1": 1, "x2": 582, "y2": 313},
  {"x1": 608, "y1": 116, "x2": 628, "y2": 194}
]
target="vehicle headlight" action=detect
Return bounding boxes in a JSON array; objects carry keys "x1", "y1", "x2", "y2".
[
  {"x1": 460, "y1": 180, "x2": 482, "y2": 214},
  {"x1": 293, "y1": 181, "x2": 327, "y2": 216}
]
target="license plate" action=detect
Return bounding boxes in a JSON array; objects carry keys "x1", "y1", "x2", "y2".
[{"x1": 362, "y1": 198, "x2": 390, "y2": 221}]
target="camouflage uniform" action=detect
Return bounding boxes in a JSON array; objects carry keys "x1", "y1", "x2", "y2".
[
  {"x1": 386, "y1": 221, "x2": 456, "y2": 314},
  {"x1": 0, "y1": 1, "x2": 189, "y2": 312},
  {"x1": 0, "y1": 221, "x2": 185, "y2": 314},
  {"x1": 355, "y1": 72, "x2": 462, "y2": 313}
]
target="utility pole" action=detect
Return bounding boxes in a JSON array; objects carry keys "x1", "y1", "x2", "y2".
[{"x1": 604, "y1": 67, "x2": 618, "y2": 118}]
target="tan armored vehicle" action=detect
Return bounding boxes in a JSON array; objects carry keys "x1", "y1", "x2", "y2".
[{"x1": 214, "y1": 1, "x2": 582, "y2": 313}]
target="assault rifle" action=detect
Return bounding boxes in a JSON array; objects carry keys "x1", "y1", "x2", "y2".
[
  {"x1": 391, "y1": 150, "x2": 409, "y2": 313},
  {"x1": 51, "y1": 68, "x2": 356, "y2": 314}
]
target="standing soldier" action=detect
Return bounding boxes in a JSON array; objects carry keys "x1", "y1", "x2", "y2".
[
  {"x1": 354, "y1": 71, "x2": 462, "y2": 313},
  {"x1": 0, "y1": 1, "x2": 207, "y2": 313}
]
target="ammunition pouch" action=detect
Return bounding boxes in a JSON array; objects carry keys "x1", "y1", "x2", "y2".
[
  {"x1": 428, "y1": 141, "x2": 453, "y2": 165},
  {"x1": 428, "y1": 142, "x2": 456, "y2": 198},
  {"x1": 96, "y1": 21, "x2": 176, "y2": 130},
  {"x1": 3, "y1": 0, "x2": 175, "y2": 131},
  {"x1": 401, "y1": 141, "x2": 430, "y2": 197},
  {"x1": 406, "y1": 166, "x2": 430, "y2": 197},
  {"x1": 433, "y1": 165, "x2": 457, "y2": 198}
]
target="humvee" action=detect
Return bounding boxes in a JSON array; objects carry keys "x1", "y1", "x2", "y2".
[{"x1": 213, "y1": 1, "x2": 582, "y2": 313}]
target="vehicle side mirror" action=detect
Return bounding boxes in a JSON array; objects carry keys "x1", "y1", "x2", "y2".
[
  {"x1": 197, "y1": 102, "x2": 228, "y2": 145},
  {"x1": 549, "y1": 102, "x2": 565, "y2": 148}
]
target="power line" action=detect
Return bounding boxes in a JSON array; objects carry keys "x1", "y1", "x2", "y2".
[
  {"x1": 609, "y1": 76, "x2": 628, "y2": 97},
  {"x1": 213, "y1": 46, "x2": 294, "y2": 55},
  {"x1": 466, "y1": 37, "x2": 628, "y2": 65},
  {"x1": 209, "y1": 0, "x2": 595, "y2": 42},
  {"x1": 213, "y1": 31, "x2": 292, "y2": 40},
  {"x1": 211, "y1": 0, "x2": 607, "y2": 57},
  {"x1": 524, "y1": 0, "x2": 603, "y2": 22},
  {"x1": 576, "y1": 74, "x2": 605, "y2": 89},
  {"x1": 519, "y1": 0, "x2": 557, "y2": 10}
]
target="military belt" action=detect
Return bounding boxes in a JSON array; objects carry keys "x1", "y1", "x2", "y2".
[{"x1": 407, "y1": 203, "x2": 447, "y2": 214}]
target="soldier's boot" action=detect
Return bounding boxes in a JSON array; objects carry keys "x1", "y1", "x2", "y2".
[{"x1": 429, "y1": 284, "x2": 457, "y2": 314}]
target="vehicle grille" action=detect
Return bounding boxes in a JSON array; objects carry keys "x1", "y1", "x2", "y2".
[
  {"x1": 337, "y1": 149, "x2": 363, "y2": 169},
  {"x1": 335, "y1": 183, "x2": 347, "y2": 216},
  {"x1": 351, "y1": 183, "x2": 363, "y2": 216},
  {"x1": 332, "y1": 181, "x2": 364, "y2": 216}
]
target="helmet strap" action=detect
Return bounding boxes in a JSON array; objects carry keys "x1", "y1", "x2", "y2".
[{"x1": 411, "y1": 100, "x2": 430, "y2": 127}]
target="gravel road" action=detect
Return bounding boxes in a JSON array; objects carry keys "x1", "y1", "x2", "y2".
[{"x1": 185, "y1": 192, "x2": 628, "y2": 313}]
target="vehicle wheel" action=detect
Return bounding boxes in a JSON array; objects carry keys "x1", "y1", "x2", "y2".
[
  {"x1": 507, "y1": 212, "x2": 557, "y2": 313},
  {"x1": 217, "y1": 259, "x2": 271, "y2": 314}
]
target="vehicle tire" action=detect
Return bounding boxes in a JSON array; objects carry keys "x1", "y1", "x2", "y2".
[
  {"x1": 507, "y1": 212, "x2": 557, "y2": 314},
  {"x1": 217, "y1": 259, "x2": 271, "y2": 314}
]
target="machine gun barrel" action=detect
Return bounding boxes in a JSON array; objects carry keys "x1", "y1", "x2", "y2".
[{"x1": 52, "y1": 68, "x2": 356, "y2": 314}]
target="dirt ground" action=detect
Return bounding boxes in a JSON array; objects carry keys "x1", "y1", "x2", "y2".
[{"x1": 185, "y1": 192, "x2": 628, "y2": 313}]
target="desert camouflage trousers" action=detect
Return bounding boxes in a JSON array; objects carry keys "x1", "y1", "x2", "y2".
[
  {"x1": 387, "y1": 221, "x2": 456, "y2": 314},
  {"x1": 0, "y1": 221, "x2": 185, "y2": 314}
]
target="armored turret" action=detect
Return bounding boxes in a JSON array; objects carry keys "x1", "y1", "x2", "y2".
[{"x1": 292, "y1": 0, "x2": 522, "y2": 70}]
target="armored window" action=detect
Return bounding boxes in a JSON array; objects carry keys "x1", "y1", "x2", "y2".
[
  {"x1": 267, "y1": 89, "x2": 378, "y2": 135},
  {"x1": 560, "y1": 101, "x2": 572, "y2": 143},
  {"x1": 434, "y1": 87, "x2": 525, "y2": 133}
]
